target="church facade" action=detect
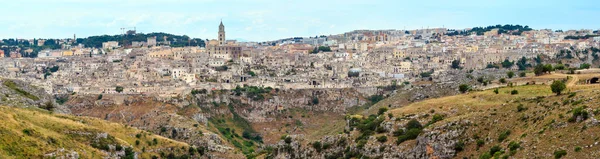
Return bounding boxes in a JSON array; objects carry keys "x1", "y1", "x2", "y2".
[{"x1": 206, "y1": 21, "x2": 241, "y2": 60}]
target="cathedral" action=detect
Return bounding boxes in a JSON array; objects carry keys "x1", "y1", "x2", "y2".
[{"x1": 206, "y1": 21, "x2": 241, "y2": 60}]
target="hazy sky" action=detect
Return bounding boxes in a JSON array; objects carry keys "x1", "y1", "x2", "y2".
[{"x1": 1, "y1": 0, "x2": 599, "y2": 41}]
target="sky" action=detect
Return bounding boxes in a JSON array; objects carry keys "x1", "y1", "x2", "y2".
[{"x1": 1, "y1": 0, "x2": 599, "y2": 42}]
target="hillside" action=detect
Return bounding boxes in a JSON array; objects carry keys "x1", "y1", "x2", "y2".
[
  {"x1": 265, "y1": 73, "x2": 600, "y2": 159},
  {"x1": 0, "y1": 106, "x2": 193, "y2": 159}
]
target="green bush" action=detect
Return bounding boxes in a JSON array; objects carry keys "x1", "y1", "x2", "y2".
[
  {"x1": 459, "y1": 84, "x2": 470, "y2": 93},
  {"x1": 499, "y1": 78, "x2": 507, "y2": 83},
  {"x1": 510, "y1": 90, "x2": 518, "y2": 95},
  {"x1": 378, "y1": 107, "x2": 388, "y2": 115},
  {"x1": 507, "y1": 71, "x2": 515, "y2": 78},
  {"x1": 508, "y1": 141, "x2": 520, "y2": 151},
  {"x1": 569, "y1": 106, "x2": 589, "y2": 122},
  {"x1": 396, "y1": 128, "x2": 421, "y2": 144},
  {"x1": 517, "y1": 104, "x2": 527, "y2": 112},
  {"x1": 428, "y1": 114, "x2": 444, "y2": 125},
  {"x1": 454, "y1": 141, "x2": 465, "y2": 152},
  {"x1": 395, "y1": 119, "x2": 423, "y2": 144},
  {"x1": 554, "y1": 149, "x2": 567, "y2": 158},
  {"x1": 312, "y1": 141, "x2": 322, "y2": 152},
  {"x1": 477, "y1": 139, "x2": 485, "y2": 147},
  {"x1": 479, "y1": 152, "x2": 492, "y2": 159},
  {"x1": 368, "y1": 95, "x2": 385, "y2": 103},
  {"x1": 489, "y1": 145, "x2": 503, "y2": 156},
  {"x1": 574, "y1": 146, "x2": 582, "y2": 152},
  {"x1": 498, "y1": 130, "x2": 511, "y2": 142},
  {"x1": 115, "y1": 86, "x2": 124, "y2": 93},
  {"x1": 376, "y1": 136, "x2": 388, "y2": 143}
]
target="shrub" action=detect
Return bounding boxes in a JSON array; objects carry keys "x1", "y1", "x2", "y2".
[
  {"x1": 284, "y1": 136, "x2": 292, "y2": 144},
  {"x1": 568, "y1": 92, "x2": 577, "y2": 98},
  {"x1": 124, "y1": 147, "x2": 135, "y2": 159},
  {"x1": 519, "y1": 72, "x2": 526, "y2": 77},
  {"x1": 554, "y1": 149, "x2": 567, "y2": 158},
  {"x1": 428, "y1": 114, "x2": 444, "y2": 125},
  {"x1": 477, "y1": 139, "x2": 485, "y2": 147},
  {"x1": 489, "y1": 145, "x2": 503, "y2": 156},
  {"x1": 311, "y1": 97, "x2": 319, "y2": 105},
  {"x1": 508, "y1": 141, "x2": 520, "y2": 151},
  {"x1": 115, "y1": 86, "x2": 124, "y2": 93},
  {"x1": 42, "y1": 101, "x2": 55, "y2": 111},
  {"x1": 494, "y1": 88, "x2": 499, "y2": 94},
  {"x1": 480, "y1": 152, "x2": 492, "y2": 159},
  {"x1": 574, "y1": 146, "x2": 582, "y2": 152},
  {"x1": 396, "y1": 119, "x2": 423, "y2": 144},
  {"x1": 368, "y1": 95, "x2": 384, "y2": 103},
  {"x1": 499, "y1": 78, "x2": 507, "y2": 83},
  {"x1": 569, "y1": 106, "x2": 589, "y2": 122},
  {"x1": 396, "y1": 128, "x2": 421, "y2": 144},
  {"x1": 406, "y1": 119, "x2": 423, "y2": 130},
  {"x1": 507, "y1": 71, "x2": 515, "y2": 78},
  {"x1": 510, "y1": 90, "x2": 518, "y2": 95},
  {"x1": 517, "y1": 104, "x2": 527, "y2": 112},
  {"x1": 312, "y1": 141, "x2": 323, "y2": 152},
  {"x1": 97, "y1": 94, "x2": 103, "y2": 100},
  {"x1": 498, "y1": 130, "x2": 511, "y2": 142},
  {"x1": 378, "y1": 107, "x2": 388, "y2": 115},
  {"x1": 392, "y1": 129, "x2": 404, "y2": 137},
  {"x1": 459, "y1": 84, "x2": 470, "y2": 93},
  {"x1": 454, "y1": 141, "x2": 465, "y2": 152},
  {"x1": 376, "y1": 136, "x2": 388, "y2": 143}
]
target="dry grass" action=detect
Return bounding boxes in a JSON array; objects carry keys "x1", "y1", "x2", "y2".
[
  {"x1": 385, "y1": 76, "x2": 600, "y2": 158},
  {"x1": 0, "y1": 106, "x2": 188, "y2": 158}
]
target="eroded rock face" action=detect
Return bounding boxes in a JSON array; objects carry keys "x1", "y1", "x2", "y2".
[
  {"x1": 269, "y1": 120, "x2": 471, "y2": 159},
  {"x1": 0, "y1": 79, "x2": 70, "y2": 114}
]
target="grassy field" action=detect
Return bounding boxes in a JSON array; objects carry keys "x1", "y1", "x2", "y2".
[
  {"x1": 385, "y1": 76, "x2": 600, "y2": 158},
  {"x1": 0, "y1": 106, "x2": 190, "y2": 158}
]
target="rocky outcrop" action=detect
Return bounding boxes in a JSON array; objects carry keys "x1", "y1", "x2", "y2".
[
  {"x1": 0, "y1": 79, "x2": 70, "y2": 113},
  {"x1": 269, "y1": 120, "x2": 471, "y2": 159}
]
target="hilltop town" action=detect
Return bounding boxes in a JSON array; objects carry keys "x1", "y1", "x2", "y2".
[
  {"x1": 2, "y1": 22, "x2": 600, "y2": 159},
  {"x1": 0, "y1": 23, "x2": 599, "y2": 98}
]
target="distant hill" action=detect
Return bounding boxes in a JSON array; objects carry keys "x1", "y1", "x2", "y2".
[{"x1": 76, "y1": 32, "x2": 206, "y2": 48}]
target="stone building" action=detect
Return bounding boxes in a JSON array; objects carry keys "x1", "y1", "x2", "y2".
[{"x1": 206, "y1": 21, "x2": 242, "y2": 60}]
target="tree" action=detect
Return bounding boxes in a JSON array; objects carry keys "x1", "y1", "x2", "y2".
[
  {"x1": 507, "y1": 71, "x2": 515, "y2": 78},
  {"x1": 116, "y1": 86, "x2": 124, "y2": 93},
  {"x1": 551, "y1": 80, "x2": 566, "y2": 95},
  {"x1": 451, "y1": 60, "x2": 461, "y2": 69},
  {"x1": 534, "y1": 64, "x2": 554, "y2": 76},
  {"x1": 501, "y1": 59, "x2": 514, "y2": 68},
  {"x1": 459, "y1": 84, "x2": 470, "y2": 93},
  {"x1": 580, "y1": 63, "x2": 591, "y2": 69}
]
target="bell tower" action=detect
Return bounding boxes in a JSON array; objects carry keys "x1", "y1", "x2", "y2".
[{"x1": 218, "y1": 20, "x2": 225, "y2": 45}]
